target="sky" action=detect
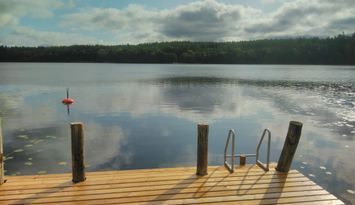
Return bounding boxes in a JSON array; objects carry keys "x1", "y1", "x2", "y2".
[{"x1": 0, "y1": 0, "x2": 354, "y2": 46}]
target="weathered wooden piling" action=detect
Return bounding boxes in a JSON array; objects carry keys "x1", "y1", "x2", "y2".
[
  {"x1": 240, "y1": 155, "x2": 246, "y2": 166},
  {"x1": 70, "y1": 122, "x2": 86, "y2": 183},
  {"x1": 196, "y1": 124, "x2": 208, "y2": 176},
  {"x1": 0, "y1": 118, "x2": 4, "y2": 185},
  {"x1": 276, "y1": 121, "x2": 303, "y2": 172}
]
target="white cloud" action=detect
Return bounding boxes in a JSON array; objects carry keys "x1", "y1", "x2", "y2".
[
  {"x1": 245, "y1": 0, "x2": 355, "y2": 38},
  {"x1": 260, "y1": 0, "x2": 276, "y2": 4},
  {"x1": 1, "y1": 26, "x2": 103, "y2": 46},
  {"x1": 1, "y1": 0, "x2": 354, "y2": 45},
  {"x1": 0, "y1": 0, "x2": 66, "y2": 28},
  {"x1": 0, "y1": 0, "x2": 83, "y2": 46},
  {"x1": 60, "y1": 0, "x2": 260, "y2": 43},
  {"x1": 158, "y1": 0, "x2": 243, "y2": 41},
  {"x1": 60, "y1": 0, "x2": 355, "y2": 44}
]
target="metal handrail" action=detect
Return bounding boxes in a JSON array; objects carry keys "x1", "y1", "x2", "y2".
[
  {"x1": 224, "y1": 129, "x2": 235, "y2": 173},
  {"x1": 223, "y1": 128, "x2": 271, "y2": 173},
  {"x1": 256, "y1": 129, "x2": 271, "y2": 171}
]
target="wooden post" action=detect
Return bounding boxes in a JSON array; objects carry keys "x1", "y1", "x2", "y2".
[
  {"x1": 196, "y1": 124, "x2": 208, "y2": 176},
  {"x1": 0, "y1": 118, "x2": 4, "y2": 185},
  {"x1": 71, "y1": 122, "x2": 86, "y2": 183},
  {"x1": 240, "y1": 155, "x2": 246, "y2": 166},
  {"x1": 276, "y1": 121, "x2": 303, "y2": 172}
]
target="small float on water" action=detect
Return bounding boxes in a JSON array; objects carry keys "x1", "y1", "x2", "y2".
[
  {"x1": 62, "y1": 88, "x2": 74, "y2": 114},
  {"x1": 62, "y1": 88, "x2": 74, "y2": 105}
]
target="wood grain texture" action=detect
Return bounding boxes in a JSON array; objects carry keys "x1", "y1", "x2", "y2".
[
  {"x1": 0, "y1": 118, "x2": 3, "y2": 185},
  {"x1": 196, "y1": 124, "x2": 208, "y2": 176},
  {"x1": 70, "y1": 122, "x2": 86, "y2": 183},
  {"x1": 0, "y1": 165, "x2": 343, "y2": 204},
  {"x1": 276, "y1": 121, "x2": 303, "y2": 172}
]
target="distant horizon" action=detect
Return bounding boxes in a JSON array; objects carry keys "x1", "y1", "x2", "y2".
[
  {"x1": 1, "y1": 32, "x2": 353, "y2": 48},
  {"x1": 1, "y1": 0, "x2": 355, "y2": 47}
]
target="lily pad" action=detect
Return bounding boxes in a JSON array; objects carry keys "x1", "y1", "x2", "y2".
[
  {"x1": 308, "y1": 173, "x2": 316, "y2": 178},
  {"x1": 4, "y1": 156, "x2": 14, "y2": 161},
  {"x1": 17, "y1": 135, "x2": 29, "y2": 140},
  {"x1": 11, "y1": 172, "x2": 21, "y2": 176},
  {"x1": 45, "y1": 135, "x2": 57, "y2": 139},
  {"x1": 58, "y1": 162, "x2": 67, "y2": 166},
  {"x1": 37, "y1": 171, "x2": 47, "y2": 174},
  {"x1": 14, "y1": 149, "x2": 24, "y2": 153},
  {"x1": 24, "y1": 162, "x2": 33, "y2": 166},
  {"x1": 33, "y1": 139, "x2": 45, "y2": 144},
  {"x1": 25, "y1": 144, "x2": 33, "y2": 148},
  {"x1": 28, "y1": 157, "x2": 33, "y2": 161}
]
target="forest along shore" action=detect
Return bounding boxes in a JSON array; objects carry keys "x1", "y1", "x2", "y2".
[{"x1": 1, "y1": 33, "x2": 354, "y2": 65}]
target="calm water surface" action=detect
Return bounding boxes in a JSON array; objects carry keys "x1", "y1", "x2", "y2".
[{"x1": 0, "y1": 63, "x2": 354, "y2": 203}]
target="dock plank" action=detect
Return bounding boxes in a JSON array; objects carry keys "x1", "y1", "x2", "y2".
[{"x1": 0, "y1": 165, "x2": 344, "y2": 205}]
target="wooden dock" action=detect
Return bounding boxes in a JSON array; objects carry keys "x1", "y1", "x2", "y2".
[
  {"x1": 0, "y1": 121, "x2": 345, "y2": 204},
  {"x1": 0, "y1": 164, "x2": 344, "y2": 204}
]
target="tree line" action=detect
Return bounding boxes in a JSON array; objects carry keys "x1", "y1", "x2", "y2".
[{"x1": 1, "y1": 33, "x2": 354, "y2": 65}]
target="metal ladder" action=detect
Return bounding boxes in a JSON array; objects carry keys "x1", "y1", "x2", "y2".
[{"x1": 224, "y1": 129, "x2": 271, "y2": 173}]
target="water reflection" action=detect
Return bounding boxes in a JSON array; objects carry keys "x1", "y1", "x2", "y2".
[{"x1": 0, "y1": 63, "x2": 354, "y2": 204}]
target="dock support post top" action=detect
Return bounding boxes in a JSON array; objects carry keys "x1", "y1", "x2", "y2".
[
  {"x1": 196, "y1": 124, "x2": 209, "y2": 176},
  {"x1": 71, "y1": 122, "x2": 86, "y2": 183},
  {"x1": 276, "y1": 121, "x2": 303, "y2": 172},
  {"x1": 240, "y1": 155, "x2": 246, "y2": 166},
  {"x1": 0, "y1": 118, "x2": 4, "y2": 185}
]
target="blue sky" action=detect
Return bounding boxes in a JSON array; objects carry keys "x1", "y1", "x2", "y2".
[{"x1": 0, "y1": 0, "x2": 354, "y2": 46}]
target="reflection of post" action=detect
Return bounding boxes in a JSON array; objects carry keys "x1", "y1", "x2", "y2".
[
  {"x1": 0, "y1": 118, "x2": 4, "y2": 185},
  {"x1": 196, "y1": 124, "x2": 208, "y2": 176},
  {"x1": 71, "y1": 122, "x2": 86, "y2": 183},
  {"x1": 276, "y1": 121, "x2": 303, "y2": 172}
]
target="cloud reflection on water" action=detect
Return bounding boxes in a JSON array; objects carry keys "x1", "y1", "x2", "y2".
[{"x1": 0, "y1": 64, "x2": 354, "y2": 203}]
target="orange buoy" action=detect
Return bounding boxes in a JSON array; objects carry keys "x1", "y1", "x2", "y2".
[
  {"x1": 62, "y1": 98, "x2": 74, "y2": 105},
  {"x1": 62, "y1": 88, "x2": 74, "y2": 105}
]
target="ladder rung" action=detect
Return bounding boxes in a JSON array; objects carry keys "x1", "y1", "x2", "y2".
[{"x1": 225, "y1": 154, "x2": 256, "y2": 158}]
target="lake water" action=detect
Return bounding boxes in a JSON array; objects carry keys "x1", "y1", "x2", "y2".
[{"x1": 0, "y1": 63, "x2": 354, "y2": 203}]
